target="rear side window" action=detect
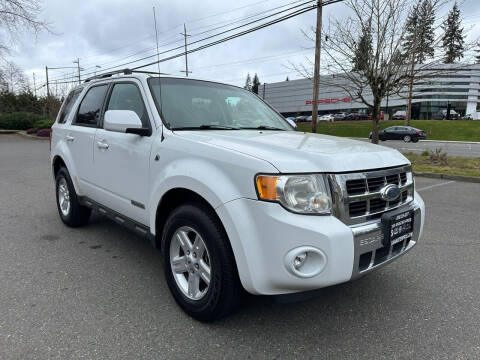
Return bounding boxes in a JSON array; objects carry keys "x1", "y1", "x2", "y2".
[
  {"x1": 75, "y1": 85, "x2": 109, "y2": 126},
  {"x1": 58, "y1": 88, "x2": 82, "y2": 124},
  {"x1": 107, "y1": 83, "x2": 150, "y2": 128}
]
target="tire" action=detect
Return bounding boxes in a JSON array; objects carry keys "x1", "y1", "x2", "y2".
[
  {"x1": 162, "y1": 203, "x2": 242, "y2": 322},
  {"x1": 403, "y1": 135, "x2": 411, "y2": 142},
  {"x1": 412, "y1": 138, "x2": 419, "y2": 143},
  {"x1": 55, "y1": 167, "x2": 91, "y2": 227}
]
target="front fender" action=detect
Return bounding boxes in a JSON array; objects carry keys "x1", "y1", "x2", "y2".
[{"x1": 148, "y1": 157, "x2": 265, "y2": 234}]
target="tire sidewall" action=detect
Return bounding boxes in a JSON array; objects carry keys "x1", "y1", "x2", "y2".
[
  {"x1": 162, "y1": 204, "x2": 226, "y2": 319},
  {"x1": 55, "y1": 168, "x2": 73, "y2": 223},
  {"x1": 404, "y1": 135, "x2": 411, "y2": 142}
]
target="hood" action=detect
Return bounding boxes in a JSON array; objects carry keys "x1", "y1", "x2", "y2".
[{"x1": 175, "y1": 130, "x2": 410, "y2": 173}]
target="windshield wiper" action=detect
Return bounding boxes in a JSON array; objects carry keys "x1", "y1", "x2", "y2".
[
  {"x1": 172, "y1": 124, "x2": 240, "y2": 130},
  {"x1": 238, "y1": 125, "x2": 286, "y2": 131}
]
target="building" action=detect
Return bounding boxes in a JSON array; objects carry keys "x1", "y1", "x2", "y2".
[{"x1": 259, "y1": 64, "x2": 480, "y2": 120}]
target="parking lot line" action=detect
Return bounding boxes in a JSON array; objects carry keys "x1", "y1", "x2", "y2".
[{"x1": 417, "y1": 180, "x2": 456, "y2": 192}]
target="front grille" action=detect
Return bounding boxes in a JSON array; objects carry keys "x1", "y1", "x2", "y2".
[{"x1": 329, "y1": 165, "x2": 414, "y2": 226}]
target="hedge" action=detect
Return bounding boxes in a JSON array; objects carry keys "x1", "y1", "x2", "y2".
[{"x1": 0, "y1": 112, "x2": 52, "y2": 130}]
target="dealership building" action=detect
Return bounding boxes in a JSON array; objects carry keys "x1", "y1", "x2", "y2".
[{"x1": 259, "y1": 64, "x2": 480, "y2": 120}]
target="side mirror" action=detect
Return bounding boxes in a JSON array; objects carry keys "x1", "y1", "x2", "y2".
[
  {"x1": 104, "y1": 110, "x2": 150, "y2": 136},
  {"x1": 286, "y1": 118, "x2": 298, "y2": 130}
]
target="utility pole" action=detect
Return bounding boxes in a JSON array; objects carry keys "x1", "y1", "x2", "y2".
[
  {"x1": 33, "y1": 72, "x2": 37, "y2": 97},
  {"x1": 73, "y1": 58, "x2": 81, "y2": 84},
  {"x1": 45, "y1": 66, "x2": 50, "y2": 97},
  {"x1": 311, "y1": 0, "x2": 323, "y2": 133},
  {"x1": 180, "y1": 24, "x2": 192, "y2": 76}
]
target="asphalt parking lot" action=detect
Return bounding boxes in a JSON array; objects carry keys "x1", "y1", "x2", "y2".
[{"x1": 1, "y1": 134, "x2": 480, "y2": 359}]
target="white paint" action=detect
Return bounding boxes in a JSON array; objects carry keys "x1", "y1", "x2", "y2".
[{"x1": 417, "y1": 180, "x2": 456, "y2": 192}]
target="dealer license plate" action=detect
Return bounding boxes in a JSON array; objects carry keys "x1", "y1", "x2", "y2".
[{"x1": 382, "y1": 209, "x2": 414, "y2": 247}]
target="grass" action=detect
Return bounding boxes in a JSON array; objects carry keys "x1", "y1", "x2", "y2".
[
  {"x1": 404, "y1": 152, "x2": 480, "y2": 178},
  {"x1": 297, "y1": 120, "x2": 480, "y2": 142}
]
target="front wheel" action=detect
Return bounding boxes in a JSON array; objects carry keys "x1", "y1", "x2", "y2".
[
  {"x1": 162, "y1": 203, "x2": 242, "y2": 322},
  {"x1": 55, "y1": 167, "x2": 91, "y2": 227},
  {"x1": 403, "y1": 135, "x2": 411, "y2": 142}
]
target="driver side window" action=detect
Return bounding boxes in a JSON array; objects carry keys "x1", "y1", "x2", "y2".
[{"x1": 107, "y1": 83, "x2": 150, "y2": 128}]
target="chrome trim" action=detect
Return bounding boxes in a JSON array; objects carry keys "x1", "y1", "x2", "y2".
[
  {"x1": 328, "y1": 165, "x2": 414, "y2": 226},
  {"x1": 350, "y1": 202, "x2": 421, "y2": 279}
]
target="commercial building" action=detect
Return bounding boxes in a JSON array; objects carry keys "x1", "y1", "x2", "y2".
[{"x1": 259, "y1": 64, "x2": 480, "y2": 120}]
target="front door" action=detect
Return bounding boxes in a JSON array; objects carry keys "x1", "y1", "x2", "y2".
[{"x1": 92, "y1": 81, "x2": 154, "y2": 226}]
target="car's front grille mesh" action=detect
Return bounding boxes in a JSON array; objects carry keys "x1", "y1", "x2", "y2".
[{"x1": 329, "y1": 166, "x2": 414, "y2": 226}]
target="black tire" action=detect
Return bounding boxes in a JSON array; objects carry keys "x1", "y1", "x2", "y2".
[
  {"x1": 412, "y1": 137, "x2": 419, "y2": 143},
  {"x1": 55, "y1": 167, "x2": 91, "y2": 227},
  {"x1": 403, "y1": 135, "x2": 411, "y2": 143},
  {"x1": 162, "y1": 203, "x2": 242, "y2": 322}
]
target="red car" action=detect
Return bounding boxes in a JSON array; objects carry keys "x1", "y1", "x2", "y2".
[{"x1": 368, "y1": 112, "x2": 384, "y2": 120}]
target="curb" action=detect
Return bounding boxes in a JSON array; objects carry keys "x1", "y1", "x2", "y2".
[
  {"x1": 352, "y1": 137, "x2": 480, "y2": 145},
  {"x1": 15, "y1": 131, "x2": 50, "y2": 141},
  {"x1": 414, "y1": 171, "x2": 480, "y2": 183},
  {"x1": 0, "y1": 130, "x2": 19, "y2": 134}
]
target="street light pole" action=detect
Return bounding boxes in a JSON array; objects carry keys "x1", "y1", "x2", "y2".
[{"x1": 311, "y1": 0, "x2": 323, "y2": 134}]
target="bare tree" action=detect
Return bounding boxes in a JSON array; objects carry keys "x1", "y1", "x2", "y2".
[
  {"x1": 0, "y1": 60, "x2": 27, "y2": 93},
  {"x1": 0, "y1": 0, "x2": 50, "y2": 55},
  {"x1": 289, "y1": 0, "x2": 465, "y2": 144}
]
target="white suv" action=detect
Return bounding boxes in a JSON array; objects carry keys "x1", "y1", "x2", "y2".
[{"x1": 50, "y1": 71, "x2": 425, "y2": 321}]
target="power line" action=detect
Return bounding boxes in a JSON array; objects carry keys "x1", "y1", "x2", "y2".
[{"x1": 45, "y1": 0, "x2": 316, "y2": 84}]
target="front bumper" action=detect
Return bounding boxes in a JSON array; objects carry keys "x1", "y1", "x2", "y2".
[{"x1": 216, "y1": 192, "x2": 425, "y2": 295}]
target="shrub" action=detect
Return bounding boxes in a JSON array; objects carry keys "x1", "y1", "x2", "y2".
[
  {"x1": 421, "y1": 150, "x2": 429, "y2": 157},
  {"x1": 36, "y1": 128, "x2": 51, "y2": 137},
  {"x1": 0, "y1": 112, "x2": 47, "y2": 130},
  {"x1": 33, "y1": 118, "x2": 55, "y2": 130},
  {"x1": 429, "y1": 148, "x2": 448, "y2": 166},
  {"x1": 26, "y1": 128, "x2": 37, "y2": 134}
]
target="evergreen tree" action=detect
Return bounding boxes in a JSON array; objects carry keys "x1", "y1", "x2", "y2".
[
  {"x1": 244, "y1": 73, "x2": 252, "y2": 91},
  {"x1": 352, "y1": 27, "x2": 373, "y2": 72},
  {"x1": 252, "y1": 73, "x2": 261, "y2": 94},
  {"x1": 285, "y1": 76, "x2": 290, "y2": 81},
  {"x1": 442, "y1": 2, "x2": 465, "y2": 63},
  {"x1": 403, "y1": 0, "x2": 435, "y2": 64}
]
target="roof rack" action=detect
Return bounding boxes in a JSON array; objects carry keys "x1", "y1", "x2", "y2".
[{"x1": 84, "y1": 69, "x2": 170, "y2": 83}]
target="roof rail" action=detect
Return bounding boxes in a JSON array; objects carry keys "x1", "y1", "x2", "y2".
[{"x1": 84, "y1": 69, "x2": 169, "y2": 83}]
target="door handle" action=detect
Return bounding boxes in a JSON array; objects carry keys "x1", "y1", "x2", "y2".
[
  {"x1": 96, "y1": 141, "x2": 109, "y2": 149},
  {"x1": 66, "y1": 135, "x2": 75, "y2": 142}
]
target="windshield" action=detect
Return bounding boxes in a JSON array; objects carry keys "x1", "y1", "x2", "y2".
[{"x1": 148, "y1": 78, "x2": 292, "y2": 131}]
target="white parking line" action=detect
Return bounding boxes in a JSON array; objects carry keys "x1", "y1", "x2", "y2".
[{"x1": 417, "y1": 180, "x2": 456, "y2": 192}]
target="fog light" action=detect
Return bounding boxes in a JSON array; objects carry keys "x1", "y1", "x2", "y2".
[
  {"x1": 294, "y1": 253, "x2": 308, "y2": 269},
  {"x1": 284, "y1": 246, "x2": 327, "y2": 278}
]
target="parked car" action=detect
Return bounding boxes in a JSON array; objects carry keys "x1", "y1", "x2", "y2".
[
  {"x1": 306, "y1": 114, "x2": 333, "y2": 122},
  {"x1": 51, "y1": 71, "x2": 425, "y2": 321},
  {"x1": 319, "y1": 114, "x2": 335, "y2": 122},
  {"x1": 333, "y1": 112, "x2": 347, "y2": 121},
  {"x1": 295, "y1": 115, "x2": 309, "y2": 122},
  {"x1": 368, "y1": 112, "x2": 384, "y2": 120},
  {"x1": 433, "y1": 109, "x2": 459, "y2": 120},
  {"x1": 370, "y1": 126, "x2": 426, "y2": 142},
  {"x1": 392, "y1": 111, "x2": 406, "y2": 120},
  {"x1": 345, "y1": 112, "x2": 368, "y2": 121}
]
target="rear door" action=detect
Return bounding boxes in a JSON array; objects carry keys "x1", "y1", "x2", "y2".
[
  {"x1": 92, "y1": 80, "x2": 154, "y2": 225},
  {"x1": 66, "y1": 83, "x2": 109, "y2": 196}
]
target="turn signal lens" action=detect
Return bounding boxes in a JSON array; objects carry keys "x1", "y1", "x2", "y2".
[{"x1": 256, "y1": 175, "x2": 278, "y2": 200}]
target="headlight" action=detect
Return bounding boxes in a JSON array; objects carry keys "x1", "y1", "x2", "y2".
[{"x1": 255, "y1": 174, "x2": 332, "y2": 215}]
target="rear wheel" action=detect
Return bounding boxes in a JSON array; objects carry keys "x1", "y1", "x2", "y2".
[
  {"x1": 403, "y1": 135, "x2": 411, "y2": 142},
  {"x1": 162, "y1": 203, "x2": 242, "y2": 322},
  {"x1": 412, "y1": 137, "x2": 419, "y2": 143},
  {"x1": 55, "y1": 167, "x2": 91, "y2": 227}
]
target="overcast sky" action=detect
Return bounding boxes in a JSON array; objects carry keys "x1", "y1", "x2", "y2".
[{"x1": 8, "y1": 0, "x2": 480, "y2": 96}]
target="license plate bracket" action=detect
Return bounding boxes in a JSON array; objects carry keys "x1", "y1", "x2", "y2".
[{"x1": 381, "y1": 208, "x2": 414, "y2": 247}]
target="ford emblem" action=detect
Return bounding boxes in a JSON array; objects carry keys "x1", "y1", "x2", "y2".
[{"x1": 380, "y1": 184, "x2": 401, "y2": 201}]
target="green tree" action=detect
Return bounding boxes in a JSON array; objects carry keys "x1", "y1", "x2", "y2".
[
  {"x1": 403, "y1": 0, "x2": 435, "y2": 64},
  {"x1": 244, "y1": 73, "x2": 252, "y2": 91},
  {"x1": 285, "y1": 76, "x2": 289, "y2": 81},
  {"x1": 442, "y1": 2, "x2": 465, "y2": 64},
  {"x1": 252, "y1": 73, "x2": 260, "y2": 94},
  {"x1": 352, "y1": 27, "x2": 373, "y2": 72}
]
